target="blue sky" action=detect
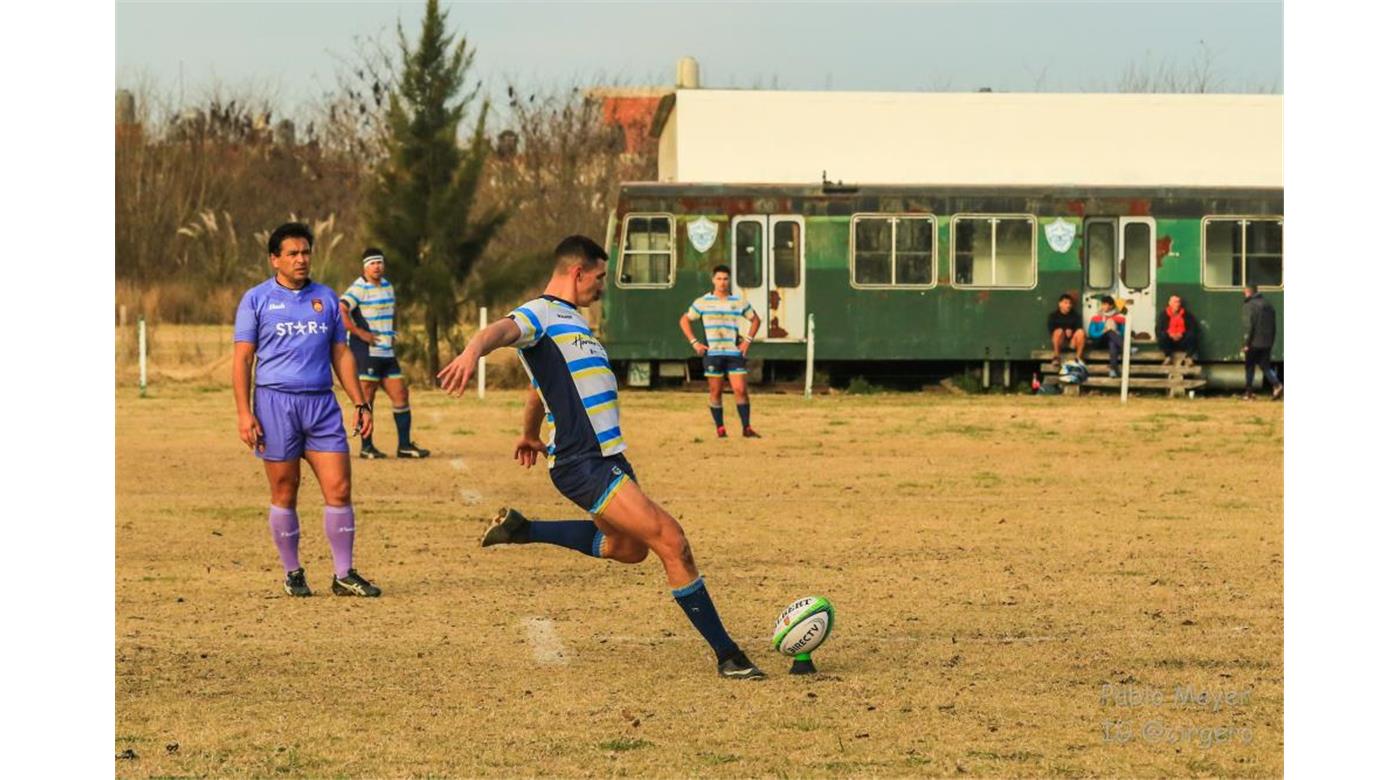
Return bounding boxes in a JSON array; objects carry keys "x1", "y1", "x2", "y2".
[{"x1": 117, "y1": 1, "x2": 1282, "y2": 118}]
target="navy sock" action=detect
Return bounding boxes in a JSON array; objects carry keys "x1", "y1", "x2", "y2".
[
  {"x1": 526, "y1": 520, "x2": 603, "y2": 557},
  {"x1": 672, "y1": 576, "x2": 738, "y2": 660},
  {"x1": 361, "y1": 432, "x2": 375, "y2": 450},
  {"x1": 737, "y1": 403, "x2": 751, "y2": 429},
  {"x1": 709, "y1": 404, "x2": 724, "y2": 428},
  {"x1": 393, "y1": 406, "x2": 412, "y2": 449}
]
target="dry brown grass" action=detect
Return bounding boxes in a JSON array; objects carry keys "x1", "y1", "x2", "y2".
[{"x1": 116, "y1": 385, "x2": 1281, "y2": 777}]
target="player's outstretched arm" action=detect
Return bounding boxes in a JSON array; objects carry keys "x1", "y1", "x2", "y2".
[
  {"x1": 438, "y1": 318, "x2": 523, "y2": 396},
  {"x1": 331, "y1": 341, "x2": 373, "y2": 438}
]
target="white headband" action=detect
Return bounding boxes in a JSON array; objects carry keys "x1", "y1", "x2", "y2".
[{"x1": 362, "y1": 254, "x2": 385, "y2": 266}]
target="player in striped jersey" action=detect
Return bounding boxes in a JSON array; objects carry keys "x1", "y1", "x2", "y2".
[
  {"x1": 339, "y1": 248, "x2": 429, "y2": 460},
  {"x1": 437, "y1": 236, "x2": 765, "y2": 679},
  {"x1": 679, "y1": 266, "x2": 762, "y2": 438}
]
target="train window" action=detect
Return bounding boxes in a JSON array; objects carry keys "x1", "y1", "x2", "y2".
[
  {"x1": 618, "y1": 214, "x2": 674, "y2": 287},
  {"x1": 1203, "y1": 217, "x2": 1283, "y2": 290},
  {"x1": 734, "y1": 220, "x2": 763, "y2": 288},
  {"x1": 1085, "y1": 221, "x2": 1115, "y2": 289},
  {"x1": 772, "y1": 220, "x2": 801, "y2": 288},
  {"x1": 952, "y1": 215, "x2": 1037, "y2": 288},
  {"x1": 1122, "y1": 222, "x2": 1151, "y2": 289},
  {"x1": 850, "y1": 214, "x2": 935, "y2": 288}
]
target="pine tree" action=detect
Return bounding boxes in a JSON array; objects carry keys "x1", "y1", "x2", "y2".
[{"x1": 365, "y1": 0, "x2": 508, "y2": 376}]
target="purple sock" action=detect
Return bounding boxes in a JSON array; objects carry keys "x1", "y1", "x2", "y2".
[
  {"x1": 324, "y1": 505, "x2": 356, "y2": 578},
  {"x1": 268, "y1": 506, "x2": 302, "y2": 573}
]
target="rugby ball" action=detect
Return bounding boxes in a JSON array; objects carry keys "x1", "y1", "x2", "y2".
[{"x1": 772, "y1": 596, "x2": 835, "y2": 656}]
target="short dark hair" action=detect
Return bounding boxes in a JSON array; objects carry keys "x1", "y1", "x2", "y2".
[
  {"x1": 1100, "y1": 294, "x2": 1116, "y2": 306},
  {"x1": 268, "y1": 222, "x2": 314, "y2": 256},
  {"x1": 1244, "y1": 284, "x2": 1258, "y2": 295},
  {"x1": 362, "y1": 246, "x2": 385, "y2": 262},
  {"x1": 713, "y1": 265, "x2": 732, "y2": 276},
  {"x1": 553, "y1": 235, "x2": 607, "y2": 272},
  {"x1": 1058, "y1": 293, "x2": 1074, "y2": 303}
]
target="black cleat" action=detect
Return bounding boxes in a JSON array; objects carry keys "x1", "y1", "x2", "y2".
[
  {"x1": 397, "y1": 442, "x2": 431, "y2": 458},
  {"x1": 359, "y1": 444, "x2": 388, "y2": 460},
  {"x1": 481, "y1": 507, "x2": 531, "y2": 547},
  {"x1": 742, "y1": 426, "x2": 761, "y2": 439},
  {"x1": 331, "y1": 569, "x2": 381, "y2": 597},
  {"x1": 283, "y1": 567, "x2": 312, "y2": 597},
  {"x1": 718, "y1": 649, "x2": 766, "y2": 680}
]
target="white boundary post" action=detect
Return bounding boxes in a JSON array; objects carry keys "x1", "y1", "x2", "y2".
[
  {"x1": 804, "y1": 314, "x2": 816, "y2": 400},
  {"x1": 1119, "y1": 310, "x2": 1131, "y2": 404},
  {"x1": 477, "y1": 306, "x2": 488, "y2": 400},
  {"x1": 138, "y1": 316, "x2": 148, "y2": 398}
]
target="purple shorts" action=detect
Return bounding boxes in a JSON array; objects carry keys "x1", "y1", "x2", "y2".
[{"x1": 253, "y1": 388, "x2": 349, "y2": 461}]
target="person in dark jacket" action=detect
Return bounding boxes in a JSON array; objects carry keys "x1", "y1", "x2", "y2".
[
  {"x1": 1241, "y1": 285, "x2": 1283, "y2": 400},
  {"x1": 1046, "y1": 294, "x2": 1085, "y2": 366},
  {"x1": 1155, "y1": 295, "x2": 1201, "y2": 366}
]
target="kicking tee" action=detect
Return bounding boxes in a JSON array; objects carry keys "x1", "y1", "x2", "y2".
[
  {"x1": 233, "y1": 278, "x2": 347, "y2": 392},
  {"x1": 507, "y1": 296, "x2": 624, "y2": 467}
]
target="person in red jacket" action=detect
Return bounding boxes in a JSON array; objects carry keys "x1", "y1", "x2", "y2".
[{"x1": 1155, "y1": 295, "x2": 1201, "y2": 366}]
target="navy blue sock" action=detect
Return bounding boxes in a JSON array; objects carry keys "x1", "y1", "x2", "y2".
[
  {"x1": 526, "y1": 520, "x2": 603, "y2": 557},
  {"x1": 393, "y1": 406, "x2": 412, "y2": 449},
  {"x1": 737, "y1": 403, "x2": 751, "y2": 429},
  {"x1": 709, "y1": 404, "x2": 724, "y2": 428},
  {"x1": 672, "y1": 576, "x2": 738, "y2": 660}
]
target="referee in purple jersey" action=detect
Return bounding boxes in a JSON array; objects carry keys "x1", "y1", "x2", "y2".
[{"x1": 232, "y1": 222, "x2": 382, "y2": 598}]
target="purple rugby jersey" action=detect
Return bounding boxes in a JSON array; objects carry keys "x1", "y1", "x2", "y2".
[{"x1": 234, "y1": 278, "x2": 347, "y2": 392}]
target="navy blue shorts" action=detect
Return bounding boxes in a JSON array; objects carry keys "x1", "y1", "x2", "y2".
[
  {"x1": 703, "y1": 354, "x2": 747, "y2": 378},
  {"x1": 550, "y1": 454, "x2": 637, "y2": 515},
  {"x1": 351, "y1": 341, "x2": 403, "y2": 382}
]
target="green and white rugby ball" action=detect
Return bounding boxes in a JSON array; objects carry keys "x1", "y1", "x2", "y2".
[{"x1": 772, "y1": 596, "x2": 835, "y2": 656}]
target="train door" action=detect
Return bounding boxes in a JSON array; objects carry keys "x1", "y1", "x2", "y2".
[
  {"x1": 1083, "y1": 217, "x2": 1156, "y2": 341},
  {"x1": 731, "y1": 214, "x2": 806, "y2": 341}
]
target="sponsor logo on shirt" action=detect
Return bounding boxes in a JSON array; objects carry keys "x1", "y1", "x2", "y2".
[
  {"x1": 268, "y1": 303, "x2": 286, "y2": 310},
  {"x1": 274, "y1": 320, "x2": 331, "y2": 337}
]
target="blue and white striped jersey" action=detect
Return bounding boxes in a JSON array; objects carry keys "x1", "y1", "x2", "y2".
[
  {"x1": 508, "y1": 296, "x2": 624, "y2": 466},
  {"x1": 686, "y1": 294, "x2": 755, "y2": 356},
  {"x1": 339, "y1": 277, "x2": 396, "y2": 357}
]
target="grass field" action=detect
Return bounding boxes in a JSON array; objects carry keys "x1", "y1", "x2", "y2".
[{"x1": 116, "y1": 383, "x2": 1282, "y2": 777}]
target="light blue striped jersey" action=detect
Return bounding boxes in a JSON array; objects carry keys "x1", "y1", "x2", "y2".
[
  {"x1": 507, "y1": 295, "x2": 624, "y2": 466},
  {"x1": 339, "y1": 277, "x2": 396, "y2": 357},
  {"x1": 686, "y1": 294, "x2": 755, "y2": 356}
]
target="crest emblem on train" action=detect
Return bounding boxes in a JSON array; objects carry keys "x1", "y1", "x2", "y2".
[
  {"x1": 1045, "y1": 218, "x2": 1076, "y2": 253},
  {"x1": 687, "y1": 216, "x2": 718, "y2": 254}
]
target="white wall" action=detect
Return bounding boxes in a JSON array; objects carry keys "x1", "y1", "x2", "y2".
[{"x1": 659, "y1": 90, "x2": 1281, "y2": 188}]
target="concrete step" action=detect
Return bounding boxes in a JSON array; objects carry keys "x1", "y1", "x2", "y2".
[
  {"x1": 1040, "y1": 362, "x2": 1202, "y2": 378},
  {"x1": 1080, "y1": 377, "x2": 1208, "y2": 391}
]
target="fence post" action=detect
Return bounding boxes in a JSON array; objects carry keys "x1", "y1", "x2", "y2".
[
  {"x1": 477, "y1": 306, "x2": 487, "y2": 400},
  {"x1": 804, "y1": 314, "x2": 816, "y2": 400},
  {"x1": 1120, "y1": 310, "x2": 1131, "y2": 404},
  {"x1": 138, "y1": 316, "x2": 148, "y2": 398}
]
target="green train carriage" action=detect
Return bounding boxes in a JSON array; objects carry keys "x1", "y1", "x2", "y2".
[{"x1": 600, "y1": 183, "x2": 1282, "y2": 387}]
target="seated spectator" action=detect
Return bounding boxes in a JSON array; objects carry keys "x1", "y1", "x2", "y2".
[
  {"x1": 1087, "y1": 295, "x2": 1127, "y2": 377},
  {"x1": 1155, "y1": 294, "x2": 1200, "y2": 366},
  {"x1": 1045, "y1": 294, "x2": 1084, "y2": 366}
]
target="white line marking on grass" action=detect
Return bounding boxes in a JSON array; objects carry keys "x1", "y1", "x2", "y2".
[
  {"x1": 459, "y1": 489, "x2": 482, "y2": 505},
  {"x1": 449, "y1": 458, "x2": 466, "y2": 471},
  {"x1": 521, "y1": 617, "x2": 570, "y2": 666}
]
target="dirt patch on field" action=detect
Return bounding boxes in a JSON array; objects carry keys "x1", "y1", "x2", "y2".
[{"x1": 117, "y1": 387, "x2": 1282, "y2": 776}]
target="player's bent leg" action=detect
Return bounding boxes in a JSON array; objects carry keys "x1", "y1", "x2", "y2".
[
  {"x1": 597, "y1": 480, "x2": 765, "y2": 678},
  {"x1": 590, "y1": 512, "x2": 649, "y2": 564},
  {"x1": 304, "y1": 449, "x2": 380, "y2": 597}
]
